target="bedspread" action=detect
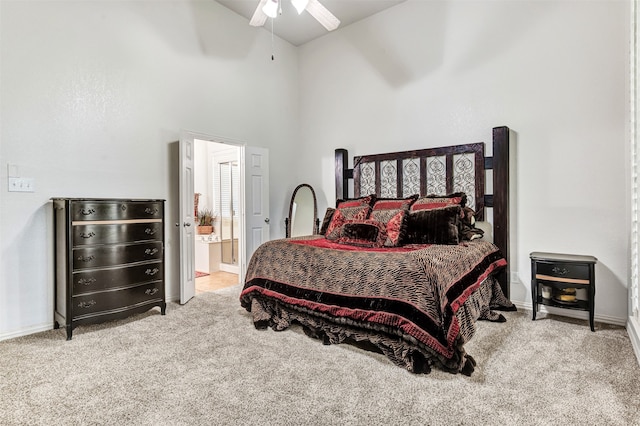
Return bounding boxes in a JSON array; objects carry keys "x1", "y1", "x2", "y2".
[{"x1": 240, "y1": 236, "x2": 513, "y2": 375}]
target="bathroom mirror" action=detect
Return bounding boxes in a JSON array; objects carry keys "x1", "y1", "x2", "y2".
[{"x1": 285, "y1": 184, "x2": 319, "y2": 238}]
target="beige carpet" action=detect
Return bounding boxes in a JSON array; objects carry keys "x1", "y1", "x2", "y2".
[{"x1": 1, "y1": 285, "x2": 639, "y2": 425}]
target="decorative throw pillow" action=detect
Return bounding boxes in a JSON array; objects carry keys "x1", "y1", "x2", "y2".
[
  {"x1": 369, "y1": 195, "x2": 418, "y2": 247},
  {"x1": 336, "y1": 219, "x2": 387, "y2": 248},
  {"x1": 404, "y1": 204, "x2": 461, "y2": 245},
  {"x1": 319, "y1": 207, "x2": 336, "y2": 236},
  {"x1": 325, "y1": 209, "x2": 346, "y2": 240},
  {"x1": 383, "y1": 210, "x2": 407, "y2": 247},
  {"x1": 410, "y1": 192, "x2": 467, "y2": 212},
  {"x1": 326, "y1": 195, "x2": 375, "y2": 240},
  {"x1": 334, "y1": 195, "x2": 375, "y2": 219}
]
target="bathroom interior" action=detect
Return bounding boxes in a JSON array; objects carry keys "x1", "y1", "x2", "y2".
[{"x1": 193, "y1": 139, "x2": 241, "y2": 294}]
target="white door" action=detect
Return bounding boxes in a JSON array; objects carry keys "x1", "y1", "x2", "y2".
[
  {"x1": 179, "y1": 138, "x2": 196, "y2": 304},
  {"x1": 240, "y1": 146, "x2": 270, "y2": 283}
]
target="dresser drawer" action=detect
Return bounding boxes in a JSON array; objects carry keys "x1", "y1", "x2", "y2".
[
  {"x1": 72, "y1": 261, "x2": 163, "y2": 294},
  {"x1": 71, "y1": 201, "x2": 163, "y2": 221},
  {"x1": 535, "y1": 261, "x2": 590, "y2": 281},
  {"x1": 73, "y1": 222, "x2": 163, "y2": 246},
  {"x1": 72, "y1": 281, "x2": 164, "y2": 318},
  {"x1": 73, "y1": 241, "x2": 163, "y2": 270}
]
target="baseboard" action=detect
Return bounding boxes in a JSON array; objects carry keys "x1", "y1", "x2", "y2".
[
  {"x1": 219, "y1": 263, "x2": 239, "y2": 274},
  {"x1": 0, "y1": 323, "x2": 52, "y2": 343},
  {"x1": 512, "y1": 300, "x2": 627, "y2": 326},
  {"x1": 627, "y1": 316, "x2": 640, "y2": 367}
]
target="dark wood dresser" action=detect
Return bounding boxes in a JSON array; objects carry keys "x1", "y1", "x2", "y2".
[{"x1": 52, "y1": 198, "x2": 166, "y2": 339}]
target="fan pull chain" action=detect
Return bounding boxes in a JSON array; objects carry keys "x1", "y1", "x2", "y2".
[
  {"x1": 271, "y1": 2, "x2": 282, "y2": 60},
  {"x1": 271, "y1": 18, "x2": 275, "y2": 60}
]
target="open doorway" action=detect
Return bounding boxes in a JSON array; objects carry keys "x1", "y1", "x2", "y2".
[
  {"x1": 178, "y1": 132, "x2": 269, "y2": 304},
  {"x1": 193, "y1": 139, "x2": 241, "y2": 294}
]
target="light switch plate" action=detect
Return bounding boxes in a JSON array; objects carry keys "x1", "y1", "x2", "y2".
[{"x1": 8, "y1": 177, "x2": 35, "y2": 192}]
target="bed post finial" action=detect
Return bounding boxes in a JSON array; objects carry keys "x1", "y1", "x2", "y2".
[{"x1": 335, "y1": 149, "x2": 349, "y2": 201}]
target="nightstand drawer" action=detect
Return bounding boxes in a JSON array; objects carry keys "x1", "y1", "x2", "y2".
[{"x1": 535, "y1": 262, "x2": 590, "y2": 282}]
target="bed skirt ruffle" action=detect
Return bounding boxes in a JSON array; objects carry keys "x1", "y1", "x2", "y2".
[{"x1": 244, "y1": 276, "x2": 514, "y2": 375}]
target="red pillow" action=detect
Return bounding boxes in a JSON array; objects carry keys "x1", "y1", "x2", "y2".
[
  {"x1": 325, "y1": 209, "x2": 346, "y2": 240},
  {"x1": 335, "y1": 195, "x2": 375, "y2": 218},
  {"x1": 369, "y1": 195, "x2": 417, "y2": 247},
  {"x1": 326, "y1": 195, "x2": 375, "y2": 240},
  {"x1": 410, "y1": 192, "x2": 467, "y2": 212},
  {"x1": 383, "y1": 210, "x2": 407, "y2": 247}
]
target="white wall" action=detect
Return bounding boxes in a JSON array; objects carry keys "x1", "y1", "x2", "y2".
[
  {"x1": 298, "y1": 0, "x2": 630, "y2": 323},
  {"x1": 0, "y1": 0, "x2": 631, "y2": 339},
  {"x1": 0, "y1": 0, "x2": 299, "y2": 339}
]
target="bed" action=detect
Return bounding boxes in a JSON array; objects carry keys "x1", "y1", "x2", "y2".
[{"x1": 240, "y1": 126, "x2": 515, "y2": 375}]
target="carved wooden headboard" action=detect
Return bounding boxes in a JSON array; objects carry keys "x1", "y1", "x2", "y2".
[{"x1": 335, "y1": 126, "x2": 511, "y2": 298}]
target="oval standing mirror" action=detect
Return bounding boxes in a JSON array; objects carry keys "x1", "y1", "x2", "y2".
[{"x1": 285, "y1": 184, "x2": 318, "y2": 238}]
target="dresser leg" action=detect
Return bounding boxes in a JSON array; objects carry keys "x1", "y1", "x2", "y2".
[
  {"x1": 65, "y1": 326, "x2": 72, "y2": 341},
  {"x1": 589, "y1": 280, "x2": 596, "y2": 332},
  {"x1": 160, "y1": 302, "x2": 166, "y2": 315},
  {"x1": 531, "y1": 281, "x2": 537, "y2": 321}
]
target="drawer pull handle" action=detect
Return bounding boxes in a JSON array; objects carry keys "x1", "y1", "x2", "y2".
[
  {"x1": 80, "y1": 231, "x2": 96, "y2": 239},
  {"x1": 145, "y1": 248, "x2": 159, "y2": 256},
  {"x1": 80, "y1": 208, "x2": 96, "y2": 216},
  {"x1": 144, "y1": 228, "x2": 156, "y2": 235},
  {"x1": 120, "y1": 204, "x2": 127, "y2": 211},
  {"x1": 145, "y1": 207, "x2": 159, "y2": 215},
  {"x1": 78, "y1": 277, "x2": 97, "y2": 286},
  {"x1": 78, "y1": 300, "x2": 96, "y2": 309},
  {"x1": 77, "y1": 255, "x2": 96, "y2": 262},
  {"x1": 552, "y1": 267, "x2": 568, "y2": 275},
  {"x1": 145, "y1": 268, "x2": 159, "y2": 276},
  {"x1": 145, "y1": 288, "x2": 159, "y2": 296}
]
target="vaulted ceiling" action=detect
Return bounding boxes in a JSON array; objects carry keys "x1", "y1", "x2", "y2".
[{"x1": 214, "y1": 0, "x2": 406, "y2": 46}]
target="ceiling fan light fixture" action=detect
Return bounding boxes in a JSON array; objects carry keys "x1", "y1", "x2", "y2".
[
  {"x1": 291, "y1": 0, "x2": 308, "y2": 14},
  {"x1": 262, "y1": 0, "x2": 279, "y2": 18}
]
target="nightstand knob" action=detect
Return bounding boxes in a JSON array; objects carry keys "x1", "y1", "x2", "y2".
[{"x1": 552, "y1": 266, "x2": 568, "y2": 275}]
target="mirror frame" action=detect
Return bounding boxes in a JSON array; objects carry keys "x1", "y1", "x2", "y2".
[{"x1": 285, "y1": 183, "x2": 319, "y2": 238}]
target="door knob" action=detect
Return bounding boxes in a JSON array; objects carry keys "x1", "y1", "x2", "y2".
[
  {"x1": 184, "y1": 222, "x2": 191, "y2": 227},
  {"x1": 264, "y1": 218, "x2": 270, "y2": 224}
]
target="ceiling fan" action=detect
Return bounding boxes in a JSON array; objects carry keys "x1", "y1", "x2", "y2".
[{"x1": 249, "y1": 0, "x2": 341, "y2": 32}]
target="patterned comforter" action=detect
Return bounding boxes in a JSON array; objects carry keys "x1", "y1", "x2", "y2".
[{"x1": 240, "y1": 235, "x2": 514, "y2": 375}]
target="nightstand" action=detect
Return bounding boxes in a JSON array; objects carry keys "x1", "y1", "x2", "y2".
[{"x1": 530, "y1": 252, "x2": 597, "y2": 331}]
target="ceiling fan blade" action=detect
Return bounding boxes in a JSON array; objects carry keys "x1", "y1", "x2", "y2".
[
  {"x1": 305, "y1": 0, "x2": 340, "y2": 31},
  {"x1": 250, "y1": 0, "x2": 269, "y2": 27}
]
